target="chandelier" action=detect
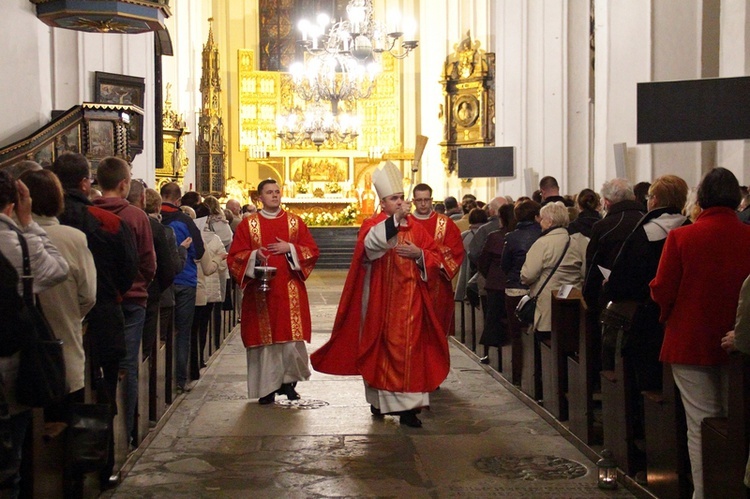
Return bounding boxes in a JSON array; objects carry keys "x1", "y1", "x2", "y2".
[
  {"x1": 288, "y1": 53, "x2": 379, "y2": 115},
  {"x1": 288, "y1": 0, "x2": 418, "y2": 113},
  {"x1": 276, "y1": 103, "x2": 360, "y2": 150},
  {"x1": 297, "y1": 0, "x2": 419, "y2": 62}
]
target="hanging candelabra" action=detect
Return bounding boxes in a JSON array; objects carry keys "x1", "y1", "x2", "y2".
[
  {"x1": 276, "y1": 103, "x2": 360, "y2": 150},
  {"x1": 288, "y1": 0, "x2": 418, "y2": 113},
  {"x1": 296, "y1": 0, "x2": 419, "y2": 62}
]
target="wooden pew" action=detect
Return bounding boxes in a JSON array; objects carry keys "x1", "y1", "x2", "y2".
[
  {"x1": 642, "y1": 364, "x2": 691, "y2": 499},
  {"x1": 111, "y1": 369, "x2": 128, "y2": 481},
  {"x1": 521, "y1": 326, "x2": 543, "y2": 401},
  {"x1": 151, "y1": 331, "x2": 167, "y2": 422},
  {"x1": 600, "y1": 355, "x2": 641, "y2": 476},
  {"x1": 26, "y1": 409, "x2": 66, "y2": 498},
  {"x1": 502, "y1": 295, "x2": 524, "y2": 386},
  {"x1": 567, "y1": 296, "x2": 601, "y2": 444},
  {"x1": 135, "y1": 347, "x2": 150, "y2": 446},
  {"x1": 601, "y1": 357, "x2": 635, "y2": 476},
  {"x1": 702, "y1": 352, "x2": 750, "y2": 499},
  {"x1": 456, "y1": 300, "x2": 466, "y2": 342},
  {"x1": 540, "y1": 288, "x2": 582, "y2": 420},
  {"x1": 160, "y1": 307, "x2": 175, "y2": 405}
]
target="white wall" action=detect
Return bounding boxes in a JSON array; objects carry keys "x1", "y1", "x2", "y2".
[
  {"x1": 0, "y1": 0, "x2": 157, "y2": 181},
  {"x1": 493, "y1": 0, "x2": 579, "y2": 200}
]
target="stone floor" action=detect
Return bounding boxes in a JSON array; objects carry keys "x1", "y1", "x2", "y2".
[{"x1": 104, "y1": 270, "x2": 635, "y2": 498}]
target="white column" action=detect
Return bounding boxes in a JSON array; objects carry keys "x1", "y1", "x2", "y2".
[
  {"x1": 719, "y1": 0, "x2": 750, "y2": 185},
  {"x1": 593, "y1": 0, "x2": 652, "y2": 190}
]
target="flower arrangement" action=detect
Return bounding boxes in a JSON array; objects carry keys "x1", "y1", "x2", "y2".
[
  {"x1": 325, "y1": 181, "x2": 342, "y2": 194},
  {"x1": 284, "y1": 202, "x2": 360, "y2": 226},
  {"x1": 296, "y1": 179, "x2": 309, "y2": 194}
]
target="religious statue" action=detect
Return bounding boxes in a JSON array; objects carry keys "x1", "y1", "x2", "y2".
[{"x1": 359, "y1": 173, "x2": 376, "y2": 221}]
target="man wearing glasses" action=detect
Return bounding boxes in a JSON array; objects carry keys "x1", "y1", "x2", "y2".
[{"x1": 410, "y1": 183, "x2": 464, "y2": 337}]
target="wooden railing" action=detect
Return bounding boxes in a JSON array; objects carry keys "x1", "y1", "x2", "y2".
[{"x1": 0, "y1": 103, "x2": 141, "y2": 170}]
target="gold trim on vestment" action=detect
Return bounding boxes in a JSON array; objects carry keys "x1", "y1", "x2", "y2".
[
  {"x1": 248, "y1": 214, "x2": 262, "y2": 248},
  {"x1": 435, "y1": 215, "x2": 458, "y2": 274},
  {"x1": 434, "y1": 215, "x2": 446, "y2": 244},
  {"x1": 288, "y1": 215, "x2": 298, "y2": 240},
  {"x1": 255, "y1": 291, "x2": 273, "y2": 344},
  {"x1": 288, "y1": 280, "x2": 303, "y2": 340}
]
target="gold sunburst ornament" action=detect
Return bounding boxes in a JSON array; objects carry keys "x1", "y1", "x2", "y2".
[{"x1": 72, "y1": 17, "x2": 134, "y2": 33}]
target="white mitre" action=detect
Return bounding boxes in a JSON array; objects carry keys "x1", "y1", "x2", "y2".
[{"x1": 371, "y1": 160, "x2": 403, "y2": 199}]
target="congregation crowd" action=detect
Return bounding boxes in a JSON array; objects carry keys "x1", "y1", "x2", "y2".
[
  {"x1": 0, "y1": 152, "x2": 256, "y2": 497},
  {"x1": 417, "y1": 169, "x2": 750, "y2": 499},
  {"x1": 1, "y1": 152, "x2": 750, "y2": 498}
]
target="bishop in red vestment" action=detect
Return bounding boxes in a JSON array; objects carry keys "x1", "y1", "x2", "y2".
[
  {"x1": 409, "y1": 183, "x2": 464, "y2": 336},
  {"x1": 228, "y1": 179, "x2": 319, "y2": 404},
  {"x1": 311, "y1": 162, "x2": 450, "y2": 427}
]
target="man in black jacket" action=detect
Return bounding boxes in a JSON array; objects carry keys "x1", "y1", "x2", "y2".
[
  {"x1": 50, "y1": 152, "x2": 138, "y2": 487},
  {"x1": 127, "y1": 179, "x2": 178, "y2": 370},
  {"x1": 582, "y1": 178, "x2": 645, "y2": 370}
]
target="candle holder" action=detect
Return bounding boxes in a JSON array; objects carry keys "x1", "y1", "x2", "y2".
[
  {"x1": 596, "y1": 449, "x2": 618, "y2": 489},
  {"x1": 254, "y1": 266, "x2": 277, "y2": 292}
]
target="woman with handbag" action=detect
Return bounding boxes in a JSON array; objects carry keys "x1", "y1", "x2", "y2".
[
  {"x1": 500, "y1": 199, "x2": 542, "y2": 382},
  {"x1": 520, "y1": 202, "x2": 588, "y2": 336},
  {"x1": 0, "y1": 169, "x2": 68, "y2": 498}
]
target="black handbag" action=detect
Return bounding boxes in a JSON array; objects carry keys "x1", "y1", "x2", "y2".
[
  {"x1": 599, "y1": 300, "x2": 641, "y2": 357},
  {"x1": 67, "y1": 379, "x2": 112, "y2": 473},
  {"x1": 599, "y1": 300, "x2": 640, "y2": 331},
  {"x1": 515, "y1": 294, "x2": 538, "y2": 324},
  {"x1": 515, "y1": 237, "x2": 571, "y2": 325},
  {"x1": 9, "y1": 226, "x2": 67, "y2": 408}
]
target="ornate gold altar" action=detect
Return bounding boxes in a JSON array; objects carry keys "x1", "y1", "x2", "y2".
[
  {"x1": 236, "y1": 49, "x2": 411, "y2": 225},
  {"x1": 440, "y1": 32, "x2": 495, "y2": 174}
]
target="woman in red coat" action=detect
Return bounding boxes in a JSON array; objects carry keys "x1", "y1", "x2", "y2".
[{"x1": 650, "y1": 167, "x2": 750, "y2": 498}]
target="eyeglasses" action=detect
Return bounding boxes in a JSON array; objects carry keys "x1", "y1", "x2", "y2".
[{"x1": 645, "y1": 195, "x2": 654, "y2": 200}]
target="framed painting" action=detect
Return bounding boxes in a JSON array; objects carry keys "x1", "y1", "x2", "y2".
[
  {"x1": 55, "y1": 125, "x2": 81, "y2": 157},
  {"x1": 87, "y1": 120, "x2": 115, "y2": 159},
  {"x1": 33, "y1": 142, "x2": 54, "y2": 167},
  {"x1": 290, "y1": 157, "x2": 348, "y2": 183},
  {"x1": 94, "y1": 71, "x2": 145, "y2": 154}
]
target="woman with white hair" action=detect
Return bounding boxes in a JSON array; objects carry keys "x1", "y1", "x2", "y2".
[{"x1": 521, "y1": 201, "x2": 588, "y2": 334}]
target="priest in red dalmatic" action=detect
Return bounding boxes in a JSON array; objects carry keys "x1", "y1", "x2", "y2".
[
  {"x1": 409, "y1": 183, "x2": 464, "y2": 336},
  {"x1": 311, "y1": 161, "x2": 450, "y2": 428},
  {"x1": 228, "y1": 179, "x2": 319, "y2": 404}
]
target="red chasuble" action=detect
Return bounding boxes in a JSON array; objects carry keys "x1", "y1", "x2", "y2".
[
  {"x1": 411, "y1": 212, "x2": 464, "y2": 335},
  {"x1": 227, "y1": 211, "x2": 319, "y2": 348},
  {"x1": 311, "y1": 212, "x2": 450, "y2": 393}
]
